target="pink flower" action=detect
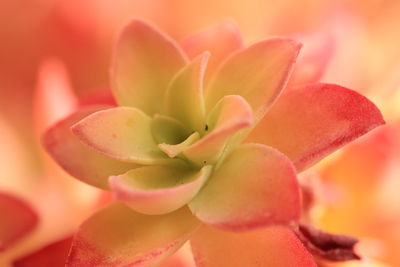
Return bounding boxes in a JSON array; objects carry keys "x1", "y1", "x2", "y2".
[{"x1": 43, "y1": 19, "x2": 384, "y2": 266}]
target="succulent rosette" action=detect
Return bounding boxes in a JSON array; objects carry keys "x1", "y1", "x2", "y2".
[{"x1": 43, "y1": 19, "x2": 384, "y2": 266}]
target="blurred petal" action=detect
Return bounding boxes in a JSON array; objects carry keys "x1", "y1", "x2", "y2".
[
  {"x1": 190, "y1": 224, "x2": 317, "y2": 267},
  {"x1": 184, "y1": 95, "x2": 253, "y2": 164},
  {"x1": 79, "y1": 90, "x2": 117, "y2": 107},
  {"x1": 165, "y1": 52, "x2": 209, "y2": 134},
  {"x1": 67, "y1": 203, "x2": 200, "y2": 267},
  {"x1": 0, "y1": 193, "x2": 38, "y2": 251},
  {"x1": 294, "y1": 224, "x2": 360, "y2": 262},
  {"x1": 246, "y1": 83, "x2": 385, "y2": 172},
  {"x1": 111, "y1": 19, "x2": 188, "y2": 115},
  {"x1": 180, "y1": 21, "x2": 243, "y2": 78},
  {"x1": 13, "y1": 236, "x2": 72, "y2": 267},
  {"x1": 34, "y1": 59, "x2": 78, "y2": 133},
  {"x1": 43, "y1": 105, "x2": 135, "y2": 189},
  {"x1": 288, "y1": 31, "x2": 335, "y2": 86},
  {"x1": 189, "y1": 144, "x2": 301, "y2": 231},
  {"x1": 206, "y1": 38, "x2": 301, "y2": 122},
  {"x1": 72, "y1": 107, "x2": 168, "y2": 165},
  {"x1": 109, "y1": 165, "x2": 212, "y2": 215}
]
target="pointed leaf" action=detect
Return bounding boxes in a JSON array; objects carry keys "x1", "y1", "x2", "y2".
[
  {"x1": 190, "y1": 224, "x2": 317, "y2": 267},
  {"x1": 159, "y1": 132, "x2": 200, "y2": 158},
  {"x1": 67, "y1": 203, "x2": 200, "y2": 267},
  {"x1": 111, "y1": 20, "x2": 188, "y2": 115},
  {"x1": 246, "y1": 83, "x2": 385, "y2": 172},
  {"x1": 184, "y1": 95, "x2": 253, "y2": 164},
  {"x1": 72, "y1": 107, "x2": 169, "y2": 165},
  {"x1": 189, "y1": 143, "x2": 301, "y2": 231},
  {"x1": 206, "y1": 38, "x2": 301, "y2": 122},
  {"x1": 109, "y1": 165, "x2": 212, "y2": 215},
  {"x1": 43, "y1": 105, "x2": 134, "y2": 189},
  {"x1": 165, "y1": 52, "x2": 209, "y2": 133}
]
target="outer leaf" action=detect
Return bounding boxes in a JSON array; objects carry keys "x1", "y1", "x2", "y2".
[
  {"x1": 72, "y1": 107, "x2": 168, "y2": 165},
  {"x1": 109, "y1": 165, "x2": 212, "y2": 215},
  {"x1": 0, "y1": 193, "x2": 38, "y2": 251},
  {"x1": 184, "y1": 95, "x2": 253, "y2": 164},
  {"x1": 180, "y1": 21, "x2": 243, "y2": 79},
  {"x1": 205, "y1": 38, "x2": 301, "y2": 122},
  {"x1": 165, "y1": 52, "x2": 209, "y2": 134},
  {"x1": 67, "y1": 203, "x2": 200, "y2": 267},
  {"x1": 246, "y1": 83, "x2": 385, "y2": 172},
  {"x1": 190, "y1": 224, "x2": 317, "y2": 267},
  {"x1": 43, "y1": 105, "x2": 135, "y2": 189},
  {"x1": 189, "y1": 143, "x2": 301, "y2": 231},
  {"x1": 111, "y1": 20, "x2": 188, "y2": 115}
]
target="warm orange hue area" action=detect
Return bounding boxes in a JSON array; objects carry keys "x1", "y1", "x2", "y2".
[
  {"x1": 313, "y1": 124, "x2": 400, "y2": 266},
  {"x1": 0, "y1": 0, "x2": 399, "y2": 266}
]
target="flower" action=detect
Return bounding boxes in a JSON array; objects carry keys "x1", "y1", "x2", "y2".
[{"x1": 43, "y1": 19, "x2": 384, "y2": 266}]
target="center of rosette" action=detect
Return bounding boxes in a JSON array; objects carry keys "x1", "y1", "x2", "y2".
[{"x1": 151, "y1": 114, "x2": 201, "y2": 159}]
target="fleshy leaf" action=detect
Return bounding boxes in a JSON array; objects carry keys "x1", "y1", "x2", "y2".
[
  {"x1": 180, "y1": 21, "x2": 243, "y2": 79},
  {"x1": 0, "y1": 193, "x2": 38, "y2": 251},
  {"x1": 184, "y1": 95, "x2": 253, "y2": 164},
  {"x1": 67, "y1": 203, "x2": 200, "y2": 267},
  {"x1": 205, "y1": 38, "x2": 301, "y2": 122},
  {"x1": 13, "y1": 236, "x2": 73, "y2": 267},
  {"x1": 246, "y1": 83, "x2": 385, "y2": 172},
  {"x1": 159, "y1": 132, "x2": 200, "y2": 158},
  {"x1": 189, "y1": 143, "x2": 301, "y2": 231},
  {"x1": 109, "y1": 165, "x2": 212, "y2": 215},
  {"x1": 151, "y1": 114, "x2": 191, "y2": 145},
  {"x1": 72, "y1": 107, "x2": 169, "y2": 165},
  {"x1": 111, "y1": 19, "x2": 188, "y2": 115},
  {"x1": 43, "y1": 105, "x2": 134, "y2": 189},
  {"x1": 190, "y1": 224, "x2": 317, "y2": 267},
  {"x1": 164, "y1": 52, "x2": 209, "y2": 134}
]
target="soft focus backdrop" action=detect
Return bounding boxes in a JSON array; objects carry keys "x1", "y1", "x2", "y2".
[{"x1": 1, "y1": 0, "x2": 399, "y2": 266}]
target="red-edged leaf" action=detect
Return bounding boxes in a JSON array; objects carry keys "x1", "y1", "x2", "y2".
[
  {"x1": 190, "y1": 224, "x2": 317, "y2": 267},
  {"x1": 189, "y1": 143, "x2": 301, "y2": 231},
  {"x1": 111, "y1": 19, "x2": 188, "y2": 115},
  {"x1": 43, "y1": 105, "x2": 135, "y2": 189},
  {"x1": 67, "y1": 203, "x2": 200, "y2": 267},
  {"x1": 109, "y1": 165, "x2": 211, "y2": 215},
  {"x1": 246, "y1": 83, "x2": 385, "y2": 172},
  {"x1": 205, "y1": 38, "x2": 301, "y2": 123}
]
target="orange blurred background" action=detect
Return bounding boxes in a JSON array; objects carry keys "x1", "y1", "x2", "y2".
[{"x1": 1, "y1": 0, "x2": 399, "y2": 266}]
